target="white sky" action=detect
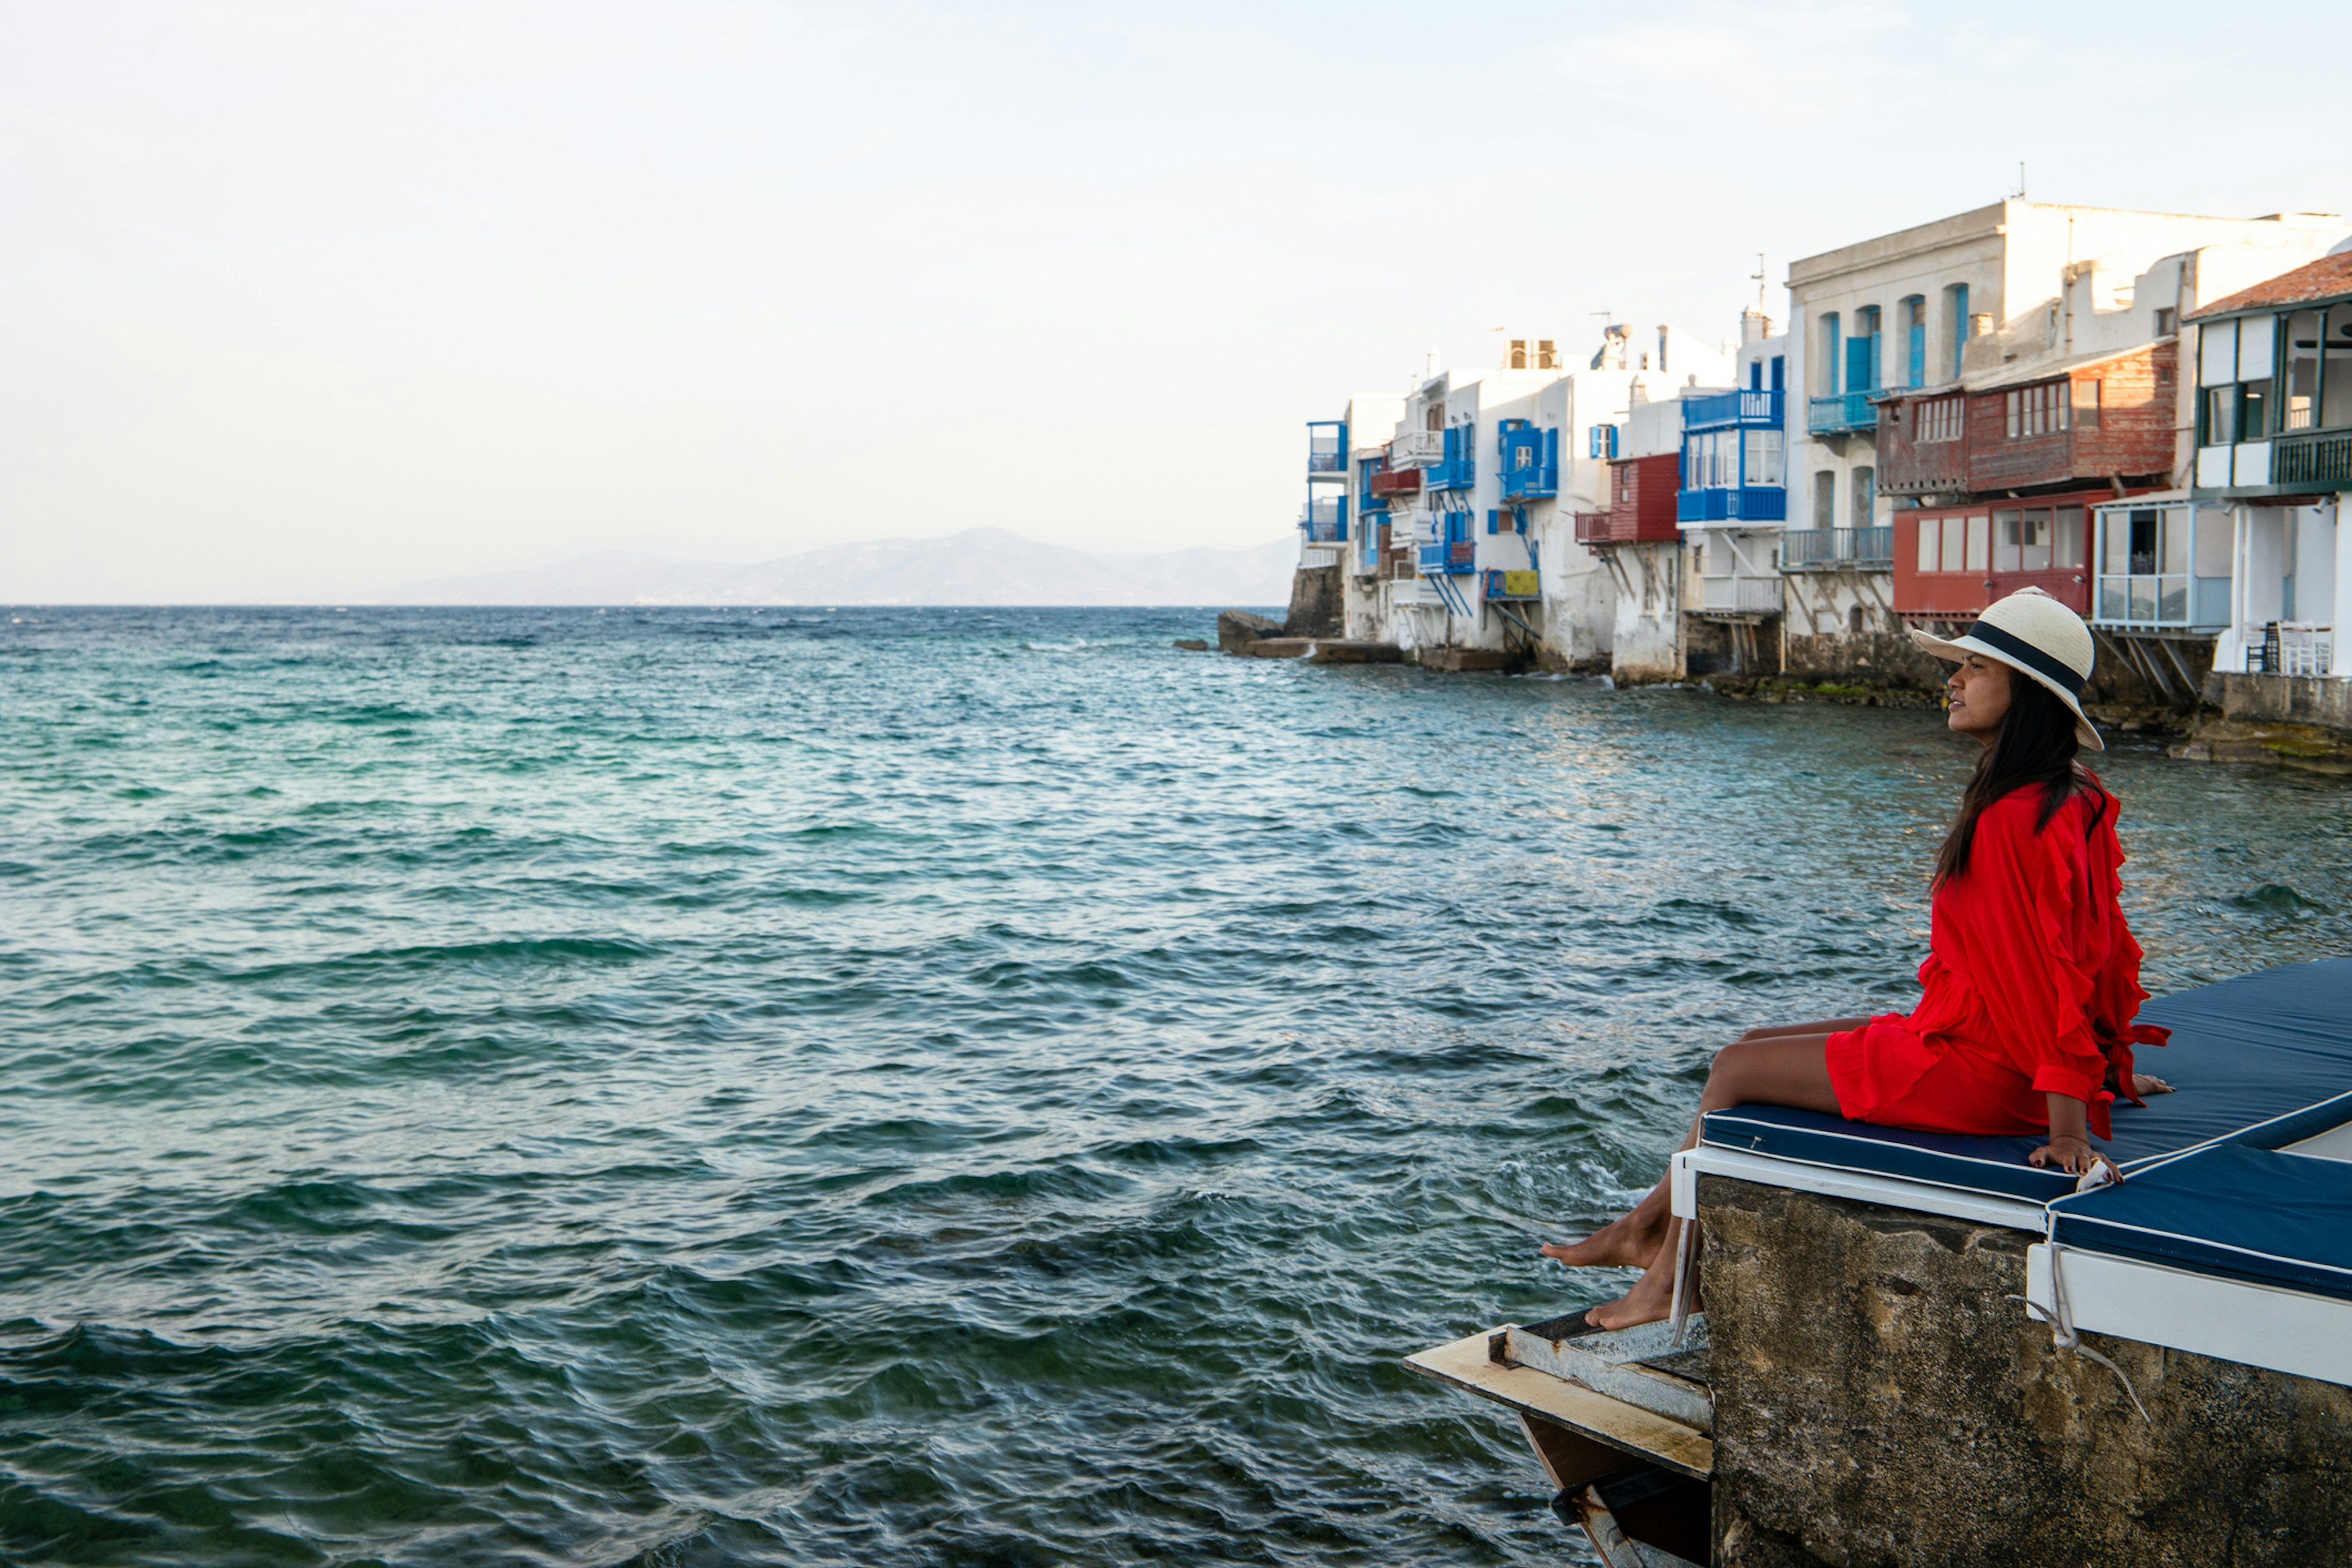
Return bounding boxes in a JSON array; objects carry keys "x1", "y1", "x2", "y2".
[{"x1": 3, "y1": 0, "x2": 2347, "y2": 603}]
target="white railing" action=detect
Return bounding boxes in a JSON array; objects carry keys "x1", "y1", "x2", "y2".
[
  {"x1": 1390, "y1": 578, "x2": 1438, "y2": 606},
  {"x1": 2281, "y1": 624, "x2": 2335, "y2": 677},
  {"x1": 1389, "y1": 430, "x2": 1444, "y2": 468},
  {"x1": 1702, "y1": 575, "x2": 1783, "y2": 613},
  {"x1": 1391, "y1": 508, "x2": 1438, "y2": 546}
]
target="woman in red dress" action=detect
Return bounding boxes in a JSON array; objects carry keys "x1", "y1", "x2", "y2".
[{"x1": 1546, "y1": 589, "x2": 2172, "y2": 1329}]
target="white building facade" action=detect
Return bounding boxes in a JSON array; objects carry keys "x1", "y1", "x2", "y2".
[{"x1": 1783, "y1": 202, "x2": 2347, "y2": 682}]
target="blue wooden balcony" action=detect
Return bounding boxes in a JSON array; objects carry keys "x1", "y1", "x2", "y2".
[
  {"x1": 1307, "y1": 420, "x2": 1348, "y2": 474},
  {"x1": 1682, "y1": 388, "x2": 1784, "y2": 432},
  {"x1": 1498, "y1": 421, "x2": 1558, "y2": 500},
  {"x1": 1427, "y1": 423, "x2": 1477, "y2": 492},
  {"x1": 1807, "y1": 392, "x2": 1878, "y2": 435},
  {"x1": 1416, "y1": 542, "x2": 1477, "y2": 576},
  {"x1": 1676, "y1": 486, "x2": 1788, "y2": 523},
  {"x1": 1300, "y1": 496, "x2": 1348, "y2": 542}
]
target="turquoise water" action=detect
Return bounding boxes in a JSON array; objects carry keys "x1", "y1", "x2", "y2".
[{"x1": 2, "y1": 605, "x2": 2347, "y2": 1567}]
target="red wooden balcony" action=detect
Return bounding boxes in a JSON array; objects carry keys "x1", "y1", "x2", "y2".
[
  {"x1": 1575, "y1": 453, "x2": 1681, "y2": 545},
  {"x1": 1877, "y1": 341, "x2": 2178, "y2": 499},
  {"x1": 1369, "y1": 468, "x2": 1422, "y2": 499}
]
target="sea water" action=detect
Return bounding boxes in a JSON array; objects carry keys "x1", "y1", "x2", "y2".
[{"x1": 2, "y1": 605, "x2": 2346, "y2": 1566}]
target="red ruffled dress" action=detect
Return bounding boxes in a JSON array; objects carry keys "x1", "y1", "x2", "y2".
[{"x1": 1825, "y1": 780, "x2": 2169, "y2": 1140}]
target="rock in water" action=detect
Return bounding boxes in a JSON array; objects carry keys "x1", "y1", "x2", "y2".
[
  {"x1": 1217, "y1": 610, "x2": 1283, "y2": 654},
  {"x1": 1172, "y1": 638, "x2": 1208, "y2": 652}
]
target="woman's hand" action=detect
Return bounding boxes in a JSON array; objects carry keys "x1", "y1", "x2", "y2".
[
  {"x1": 2032, "y1": 1092, "x2": 2120, "y2": 1180},
  {"x1": 2029, "y1": 1132, "x2": 2120, "y2": 1180}
]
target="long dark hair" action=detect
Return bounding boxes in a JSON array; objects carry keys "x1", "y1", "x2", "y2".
[{"x1": 1933, "y1": 671, "x2": 2106, "y2": 885}]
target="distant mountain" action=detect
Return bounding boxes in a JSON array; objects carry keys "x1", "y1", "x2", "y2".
[{"x1": 375, "y1": 528, "x2": 1296, "y2": 606}]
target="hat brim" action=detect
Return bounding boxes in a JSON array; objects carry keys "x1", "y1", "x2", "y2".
[{"x1": 1909, "y1": 627, "x2": 2103, "y2": 752}]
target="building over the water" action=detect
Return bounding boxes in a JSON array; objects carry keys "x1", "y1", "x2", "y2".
[
  {"x1": 1585, "y1": 383, "x2": 1695, "y2": 682},
  {"x1": 2184, "y1": 250, "x2": 2352, "y2": 741},
  {"x1": 1679, "y1": 309, "x2": 1789, "y2": 679},
  {"x1": 1273, "y1": 202, "x2": 2352, "y2": 744},
  {"x1": 1336, "y1": 331, "x2": 1731, "y2": 669},
  {"x1": 1783, "y1": 203, "x2": 2348, "y2": 687}
]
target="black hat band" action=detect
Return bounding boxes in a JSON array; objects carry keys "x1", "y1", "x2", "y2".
[{"x1": 1964, "y1": 619, "x2": 2086, "y2": 696}]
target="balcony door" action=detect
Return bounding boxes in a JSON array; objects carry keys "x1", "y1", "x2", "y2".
[{"x1": 1848, "y1": 306, "x2": 1882, "y2": 394}]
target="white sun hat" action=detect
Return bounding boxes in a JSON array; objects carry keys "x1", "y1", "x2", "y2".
[{"x1": 1907, "y1": 586, "x2": 2103, "y2": 752}]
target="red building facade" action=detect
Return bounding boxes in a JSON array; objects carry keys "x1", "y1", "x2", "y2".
[{"x1": 1877, "y1": 339, "x2": 2176, "y2": 624}]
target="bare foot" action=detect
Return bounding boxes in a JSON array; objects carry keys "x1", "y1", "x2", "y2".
[
  {"x1": 1585, "y1": 1254, "x2": 1683, "y2": 1330},
  {"x1": 2133, "y1": 1073, "x2": 2174, "y2": 1096},
  {"x1": 1539, "y1": 1202, "x2": 1668, "y2": 1270}
]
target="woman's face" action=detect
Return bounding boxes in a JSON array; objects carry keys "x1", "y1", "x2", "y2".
[{"x1": 1945, "y1": 652, "x2": 2012, "y2": 742}]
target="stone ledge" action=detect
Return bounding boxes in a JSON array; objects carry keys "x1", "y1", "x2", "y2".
[{"x1": 1700, "y1": 1174, "x2": 2352, "y2": 1566}]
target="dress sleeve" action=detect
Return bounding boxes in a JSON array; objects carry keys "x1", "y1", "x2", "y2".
[{"x1": 1956, "y1": 796, "x2": 2109, "y2": 1109}]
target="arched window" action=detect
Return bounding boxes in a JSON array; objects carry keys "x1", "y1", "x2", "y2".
[
  {"x1": 1820, "y1": 312, "x2": 1842, "y2": 395},
  {"x1": 1902, "y1": 296, "x2": 1927, "y2": 387}
]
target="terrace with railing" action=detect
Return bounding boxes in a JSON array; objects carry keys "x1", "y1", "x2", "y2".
[
  {"x1": 2275, "y1": 430, "x2": 2352, "y2": 490},
  {"x1": 1389, "y1": 429, "x2": 1444, "y2": 469},
  {"x1": 1306, "y1": 420, "x2": 1347, "y2": 474},
  {"x1": 1780, "y1": 527, "x2": 1893, "y2": 570},
  {"x1": 1700, "y1": 574, "x2": 1783, "y2": 614},
  {"x1": 2248, "y1": 622, "x2": 2336, "y2": 677},
  {"x1": 1298, "y1": 496, "x2": 1348, "y2": 543},
  {"x1": 1427, "y1": 424, "x2": 1477, "y2": 493},
  {"x1": 1683, "y1": 387, "x2": 1784, "y2": 431},
  {"x1": 1807, "y1": 391, "x2": 1878, "y2": 435}
]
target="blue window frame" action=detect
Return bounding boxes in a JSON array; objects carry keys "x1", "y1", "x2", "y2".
[
  {"x1": 1947, "y1": 283, "x2": 1970, "y2": 379},
  {"x1": 1903, "y1": 296, "x2": 1926, "y2": 387}
]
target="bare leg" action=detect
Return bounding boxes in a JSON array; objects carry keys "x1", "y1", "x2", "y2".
[
  {"x1": 1567, "y1": 1031, "x2": 1847, "y2": 1330},
  {"x1": 1539, "y1": 1022, "x2": 1861, "y2": 1269}
]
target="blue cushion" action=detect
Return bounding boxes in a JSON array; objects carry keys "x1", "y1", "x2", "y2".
[
  {"x1": 2048, "y1": 1144, "x2": 2352, "y2": 1303},
  {"x1": 1699, "y1": 959, "x2": 2352, "y2": 1204}
]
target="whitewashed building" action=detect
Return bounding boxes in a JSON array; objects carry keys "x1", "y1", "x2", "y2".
[
  {"x1": 2183, "y1": 251, "x2": 2352, "y2": 735},
  {"x1": 1784, "y1": 202, "x2": 2348, "y2": 683},
  {"x1": 1678, "y1": 309, "x2": 1789, "y2": 677},
  {"x1": 1351, "y1": 329, "x2": 1731, "y2": 668}
]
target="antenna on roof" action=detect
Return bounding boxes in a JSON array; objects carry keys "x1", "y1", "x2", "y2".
[
  {"x1": 2010, "y1": 161, "x2": 2027, "y2": 200},
  {"x1": 1752, "y1": 252, "x2": 1767, "y2": 308}
]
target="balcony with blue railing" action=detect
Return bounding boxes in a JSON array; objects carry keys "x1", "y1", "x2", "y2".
[
  {"x1": 1416, "y1": 541, "x2": 1478, "y2": 576},
  {"x1": 1807, "y1": 391, "x2": 1879, "y2": 435},
  {"x1": 1298, "y1": 496, "x2": 1349, "y2": 544},
  {"x1": 1498, "y1": 420, "x2": 1558, "y2": 500},
  {"x1": 1677, "y1": 486, "x2": 1788, "y2": 523},
  {"x1": 1427, "y1": 423, "x2": 1477, "y2": 493},
  {"x1": 1306, "y1": 420, "x2": 1348, "y2": 475},
  {"x1": 1682, "y1": 388, "x2": 1784, "y2": 432}
]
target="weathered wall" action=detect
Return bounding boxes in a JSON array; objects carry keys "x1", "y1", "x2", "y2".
[
  {"x1": 2204, "y1": 671, "x2": 2352, "y2": 734},
  {"x1": 1608, "y1": 541, "x2": 1683, "y2": 684},
  {"x1": 1284, "y1": 565, "x2": 1343, "y2": 638},
  {"x1": 1701, "y1": 1176, "x2": 2352, "y2": 1567},
  {"x1": 1780, "y1": 572, "x2": 1944, "y2": 689}
]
